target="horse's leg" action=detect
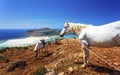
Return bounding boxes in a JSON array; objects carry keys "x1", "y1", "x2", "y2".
[
  {"x1": 46, "y1": 45, "x2": 48, "y2": 54},
  {"x1": 80, "y1": 40, "x2": 89, "y2": 68},
  {"x1": 42, "y1": 47, "x2": 45, "y2": 54},
  {"x1": 38, "y1": 48, "x2": 40, "y2": 57},
  {"x1": 34, "y1": 43, "x2": 41, "y2": 58},
  {"x1": 81, "y1": 44, "x2": 89, "y2": 68},
  {"x1": 34, "y1": 49, "x2": 38, "y2": 58},
  {"x1": 44, "y1": 45, "x2": 47, "y2": 53},
  {"x1": 43, "y1": 45, "x2": 46, "y2": 54},
  {"x1": 116, "y1": 34, "x2": 120, "y2": 46}
]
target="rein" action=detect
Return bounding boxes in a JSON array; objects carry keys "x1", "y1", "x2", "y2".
[{"x1": 83, "y1": 44, "x2": 120, "y2": 71}]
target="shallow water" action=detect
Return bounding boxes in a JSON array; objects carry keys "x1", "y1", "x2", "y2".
[
  {"x1": 0, "y1": 29, "x2": 74, "y2": 48},
  {"x1": 0, "y1": 36, "x2": 50, "y2": 48}
]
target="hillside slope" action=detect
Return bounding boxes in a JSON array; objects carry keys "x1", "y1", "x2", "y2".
[{"x1": 0, "y1": 39, "x2": 120, "y2": 75}]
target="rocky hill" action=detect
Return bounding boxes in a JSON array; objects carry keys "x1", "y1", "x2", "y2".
[
  {"x1": 26, "y1": 28, "x2": 60, "y2": 36},
  {"x1": 0, "y1": 39, "x2": 120, "y2": 75}
]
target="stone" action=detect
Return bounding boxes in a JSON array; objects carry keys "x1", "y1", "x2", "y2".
[
  {"x1": 0, "y1": 55, "x2": 9, "y2": 62},
  {"x1": 68, "y1": 67, "x2": 74, "y2": 73},
  {"x1": 45, "y1": 70, "x2": 55, "y2": 75},
  {"x1": 114, "y1": 62, "x2": 120, "y2": 66},
  {"x1": 58, "y1": 72, "x2": 64, "y2": 75},
  {"x1": 7, "y1": 59, "x2": 27, "y2": 72},
  {"x1": 73, "y1": 66, "x2": 78, "y2": 71}
]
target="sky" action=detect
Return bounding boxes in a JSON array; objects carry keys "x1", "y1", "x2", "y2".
[{"x1": 0, "y1": 0, "x2": 120, "y2": 29}]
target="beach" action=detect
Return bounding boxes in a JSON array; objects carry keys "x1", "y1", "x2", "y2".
[
  {"x1": 0, "y1": 28, "x2": 73, "y2": 48},
  {"x1": 0, "y1": 36, "x2": 50, "y2": 48},
  {"x1": 0, "y1": 38, "x2": 120, "y2": 75}
]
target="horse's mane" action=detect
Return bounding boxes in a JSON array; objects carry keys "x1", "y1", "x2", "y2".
[
  {"x1": 69, "y1": 22, "x2": 92, "y2": 35},
  {"x1": 69, "y1": 23, "x2": 92, "y2": 26},
  {"x1": 102, "y1": 21, "x2": 120, "y2": 27}
]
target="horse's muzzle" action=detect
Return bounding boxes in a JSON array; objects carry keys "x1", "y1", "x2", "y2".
[{"x1": 59, "y1": 34, "x2": 63, "y2": 37}]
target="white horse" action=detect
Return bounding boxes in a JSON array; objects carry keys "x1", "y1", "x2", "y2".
[
  {"x1": 34, "y1": 39, "x2": 50, "y2": 58},
  {"x1": 60, "y1": 21, "x2": 120, "y2": 68}
]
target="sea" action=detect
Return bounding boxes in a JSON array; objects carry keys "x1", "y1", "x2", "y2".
[{"x1": 0, "y1": 29, "x2": 74, "y2": 48}]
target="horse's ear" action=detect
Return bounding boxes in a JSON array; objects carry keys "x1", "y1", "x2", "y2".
[
  {"x1": 66, "y1": 20, "x2": 69, "y2": 26},
  {"x1": 66, "y1": 20, "x2": 68, "y2": 23}
]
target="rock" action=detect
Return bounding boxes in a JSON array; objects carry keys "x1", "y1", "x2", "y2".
[
  {"x1": 114, "y1": 62, "x2": 120, "y2": 66},
  {"x1": 53, "y1": 48, "x2": 64, "y2": 56},
  {"x1": 103, "y1": 56, "x2": 107, "y2": 59},
  {"x1": 78, "y1": 53, "x2": 83, "y2": 57},
  {"x1": 73, "y1": 66, "x2": 78, "y2": 71},
  {"x1": 7, "y1": 59, "x2": 27, "y2": 72},
  {"x1": 45, "y1": 70, "x2": 55, "y2": 75},
  {"x1": 68, "y1": 67, "x2": 74, "y2": 73},
  {"x1": 45, "y1": 63, "x2": 58, "y2": 72},
  {"x1": 58, "y1": 72, "x2": 64, "y2": 75},
  {"x1": 95, "y1": 58, "x2": 99, "y2": 62},
  {"x1": 73, "y1": 53, "x2": 83, "y2": 58},
  {"x1": 0, "y1": 48, "x2": 6, "y2": 53},
  {"x1": 0, "y1": 55, "x2": 9, "y2": 62}
]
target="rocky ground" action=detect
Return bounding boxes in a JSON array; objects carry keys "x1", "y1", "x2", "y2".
[{"x1": 0, "y1": 38, "x2": 120, "y2": 75}]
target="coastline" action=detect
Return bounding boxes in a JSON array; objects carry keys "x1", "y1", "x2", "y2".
[
  {"x1": 0, "y1": 28, "x2": 63, "y2": 49},
  {"x1": 0, "y1": 34, "x2": 73, "y2": 49},
  {"x1": 0, "y1": 36, "x2": 50, "y2": 48}
]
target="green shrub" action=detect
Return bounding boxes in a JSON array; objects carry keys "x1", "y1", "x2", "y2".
[{"x1": 33, "y1": 67, "x2": 47, "y2": 75}]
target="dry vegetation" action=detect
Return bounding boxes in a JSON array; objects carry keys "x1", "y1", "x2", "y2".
[{"x1": 0, "y1": 39, "x2": 120, "y2": 75}]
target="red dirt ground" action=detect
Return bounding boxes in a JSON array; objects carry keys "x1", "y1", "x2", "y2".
[{"x1": 0, "y1": 38, "x2": 120, "y2": 75}]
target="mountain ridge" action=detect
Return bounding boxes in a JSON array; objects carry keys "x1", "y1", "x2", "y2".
[{"x1": 26, "y1": 28, "x2": 60, "y2": 36}]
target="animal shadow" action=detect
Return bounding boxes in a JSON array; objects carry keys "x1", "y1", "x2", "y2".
[
  {"x1": 35, "y1": 52, "x2": 53, "y2": 60},
  {"x1": 90, "y1": 64, "x2": 120, "y2": 75},
  {"x1": 74, "y1": 61, "x2": 84, "y2": 65},
  {"x1": 74, "y1": 62, "x2": 120, "y2": 75},
  {"x1": 42, "y1": 52, "x2": 53, "y2": 57}
]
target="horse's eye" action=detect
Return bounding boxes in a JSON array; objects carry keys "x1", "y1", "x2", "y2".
[
  {"x1": 64, "y1": 26, "x2": 68, "y2": 28},
  {"x1": 64, "y1": 27, "x2": 67, "y2": 28}
]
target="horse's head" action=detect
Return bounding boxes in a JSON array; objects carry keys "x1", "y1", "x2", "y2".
[{"x1": 59, "y1": 21, "x2": 71, "y2": 37}]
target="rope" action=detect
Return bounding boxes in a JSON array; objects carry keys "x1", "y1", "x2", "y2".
[{"x1": 83, "y1": 44, "x2": 120, "y2": 71}]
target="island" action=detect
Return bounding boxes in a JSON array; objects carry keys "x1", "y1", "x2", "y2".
[{"x1": 26, "y1": 28, "x2": 60, "y2": 36}]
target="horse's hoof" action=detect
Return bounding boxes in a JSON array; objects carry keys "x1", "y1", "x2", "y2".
[
  {"x1": 81, "y1": 64, "x2": 86, "y2": 69},
  {"x1": 87, "y1": 63, "x2": 91, "y2": 67},
  {"x1": 34, "y1": 55, "x2": 38, "y2": 59}
]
